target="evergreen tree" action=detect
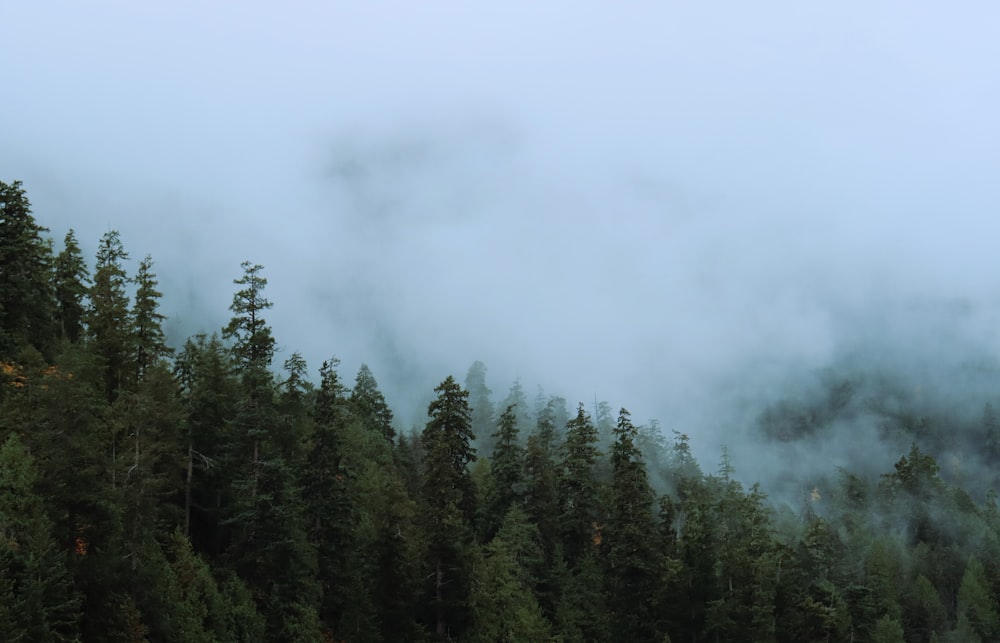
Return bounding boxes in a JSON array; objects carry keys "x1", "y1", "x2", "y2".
[
  {"x1": 557, "y1": 403, "x2": 601, "y2": 566},
  {"x1": 154, "y1": 530, "x2": 234, "y2": 640},
  {"x1": 350, "y1": 363, "x2": 395, "y2": 442},
  {"x1": 594, "y1": 399, "x2": 615, "y2": 450},
  {"x1": 302, "y1": 357, "x2": 378, "y2": 640},
  {"x1": 872, "y1": 615, "x2": 905, "y2": 643},
  {"x1": 221, "y1": 262, "x2": 321, "y2": 641},
  {"x1": 0, "y1": 180, "x2": 56, "y2": 358},
  {"x1": 53, "y1": 229, "x2": 89, "y2": 344},
  {"x1": 956, "y1": 556, "x2": 1000, "y2": 642},
  {"x1": 0, "y1": 433, "x2": 81, "y2": 640},
  {"x1": 117, "y1": 363, "x2": 185, "y2": 566},
  {"x1": 421, "y1": 375, "x2": 477, "y2": 639},
  {"x1": 904, "y1": 573, "x2": 947, "y2": 642},
  {"x1": 86, "y1": 230, "x2": 132, "y2": 401},
  {"x1": 553, "y1": 550, "x2": 610, "y2": 642},
  {"x1": 605, "y1": 408, "x2": 662, "y2": 642},
  {"x1": 481, "y1": 404, "x2": 525, "y2": 541},
  {"x1": 522, "y1": 405, "x2": 562, "y2": 617},
  {"x1": 276, "y1": 351, "x2": 311, "y2": 459},
  {"x1": 174, "y1": 333, "x2": 238, "y2": 554},
  {"x1": 0, "y1": 344, "x2": 119, "y2": 639},
  {"x1": 500, "y1": 378, "x2": 533, "y2": 438},
  {"x1": 131, "y1": 255, "x2": 171, "y2": 381},
  {"x1": 468, "y1": 506, "x2": 553, "y2": 642},
  {"x1": 465, "y1": 360, "x2": 495, "y2": 453}
]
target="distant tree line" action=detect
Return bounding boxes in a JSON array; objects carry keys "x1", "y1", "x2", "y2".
[{"x1": 3, "y1": 178, "x2": 1000, "y2": 642}]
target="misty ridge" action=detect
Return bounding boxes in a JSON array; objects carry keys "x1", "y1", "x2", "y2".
[
  {"x1": 5, "y1": 3, "x2": 1000, "y2": 640},
  {"x1": 7, "y1": 172, "x2": 1000, "y2": 640}
]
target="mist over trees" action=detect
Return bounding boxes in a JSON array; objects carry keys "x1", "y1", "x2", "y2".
[{"x1": 6, "y1": 177, "x2": 1000, "y2": 641}]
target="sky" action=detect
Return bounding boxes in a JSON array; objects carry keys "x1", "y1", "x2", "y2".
[{"x1": 4, "y1": 2, "x2": 1000, "y2": 472}]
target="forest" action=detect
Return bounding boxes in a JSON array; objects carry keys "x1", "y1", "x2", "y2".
[{"x1": 4, "y1": 176, "x2": 1000, "y2": 643}]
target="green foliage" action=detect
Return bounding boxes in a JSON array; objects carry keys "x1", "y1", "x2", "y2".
[
  {"x1": 872, "y1": 615, "x2": 905, "y2": 643},
  {"x1": 0, "y1": 433, "x2": 81, "y2": 640},
  {"x1": 174, "y1": 333, "x2": 238, "y2": 554},
  {"x1": 87, "y1": 229, "x2": 133, "y2": 401},
  {"x1": 303, "y1": 358, "x2": 379, "y2": 640},
  {"x1": 131, "y1": 255, "x2": 171, "y2": 380},
  {"x1": 605, "y1": 408, "x2": 663, "y2": 642},
  {"x1": 469, "y1": 507, "x2": 554, "y2": 642},
  {"x1": 0, "y1": 180, "x2": 56, "y2": 358},
  {"x1": 350, "y1": 363, "x2": 395, "y2": 442},
  {"x1": 223, "y1": 261, "x2": 274, "y2": 369},
  {"x1": 421, "y1": 375, "x2": 477, "y2": 639},
  {"x1": 481, "y1": 404, "x2": 525, "y2": 540},
  {"x1": 11, "y1": 181, "x2": 1000, "y2": 643},
  {"x1": 956, "y1": 556, "x2": 1000, "y2": 642},
  {"x1": 558, "y1": 403, "x2": 601, "y2": 565},
  {"x1": 53, "y1": 229, "x2": 89, "y2": 343},
  {"x1": 465, "y1": 360, "x2": 495, "y2": 453}
]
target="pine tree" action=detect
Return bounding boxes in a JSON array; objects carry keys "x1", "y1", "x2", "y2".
[
  {"x1": 350, "y1": 363, "x2": 395, "y2": 442},
  {"x1": 481, "y1": 404, "x2": 525, "y2": 541},
  {"x1": 465, "y1": 360, "x2": 495, "y2": 453},
  {"x1": 221, "y1": 262, "x2": 321, "y2": 640},
  {"x1": 117, "y1": 363, "x2": 185, "y2": 567},
  {"x1": 86, "y1": 230, "x2": 132, "y2": 401},
  {"x1": 421, "y1": 375, "x2": 477, "y2": 639},
  {"x1": 558, "y1": 403, "x2": 601, "y2": 566},
  {"x1": 0, "y1": 433, "x2": 81, "y2": 640},
  {"x1": 468, "y1": 506, "x2": 553, "y2": 642},
  {"x1": 174, "y1": 333, "x2": 238, "y2": 554},
  {"x1": 956, "y1": 556, "x2": 1000, "y2": 642},
  {"x1": 131, "y1": 255, "x2": 171, "y2": 381},
  {"x1": 0, "y1": 180, "x2": 56, "y2": 358},
  {"x1": 53, "y1": 229, "x2": 89, "y2": 344},
  {"x1": 605, "y1": 408, "x2": 662, "y2": 642},
  {"x1": 276, "y1": 351, "x2": 312, "y2": 460},
  {"x1": 522, "y1": 399, "x2": 564, "y2": 618},
  {"x1": 904, "y1": 573, "x2": 947, "y2": 642},
  {"x1": 303, "y1": 358, "x2": 378, "y2": 640},
  {"x1": 500, "y1": 378, "x2": 533, "y2": 437}
]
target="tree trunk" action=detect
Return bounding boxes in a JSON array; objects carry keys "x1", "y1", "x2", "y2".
[
  {"x1": 436, "y1": 558, "x2": 446, "y2": 638},
  {"x1": 252, "y1": 438, "x2": 259, "y2": 499},
  {"x1": 184, "y1": 441, "x2": 193, "y2": 537}
]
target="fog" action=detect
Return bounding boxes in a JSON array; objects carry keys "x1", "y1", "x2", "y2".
[{"x1": 3, "y1": 3, "x2": 1000, "y2": 484}]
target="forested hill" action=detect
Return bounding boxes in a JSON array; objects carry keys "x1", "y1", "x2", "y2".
[{"x1": 4, "y1": 176, "x2": 1000, "y2": 642}]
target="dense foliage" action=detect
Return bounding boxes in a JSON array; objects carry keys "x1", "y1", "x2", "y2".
[{"x1": 3, "y1": 178, "x2": 1000, "y2": 642}]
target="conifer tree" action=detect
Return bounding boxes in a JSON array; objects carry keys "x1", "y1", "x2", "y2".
[
  {"x1": 0, "y1": 433, "x2": 81, "y2": 640},
  {"x1": 53, "y1": 229, "x2": 89, "y2": 344},
  {"x1": 557, "y1": 403, "x2": 601, "y2": 565},
  {"x1": 465, "y1": 360, "x2": 495, "y2": 452},
  {"x1": 118, "y1": 363, "x2": 185, "y2": 566},
  {"x1": 86, "y1": 230, "x2": 132, "y2": 401},
  {"x1": 131, "y1": 255, "x2": 171, "y2": 381},
  {"x1": 276, "y1": 351, "x2": 312, "y2": 460},
  {"x1": 522, "y1": 400, "x2": 563, "y2": 617},
  {"x1": 421, "y1": 375, "x2": 477, "y2": 639},
  {"x1": 350, "y1": 363, "x2": 395, "y2": 442},
  {"x1": 605, "y1": 408, "x2": 662, "y2": 642},
  {"x1": 468, "y1": 506, "x2": 553, "y2": 642},
  {"x1": 222, "y1": 262, "x2": 321, "y2": 640},
  {"x1": 303, "y1": 357, "x2": 376, "y2": 639},
  {"x1": 956, "y1": 556, "x2": 1000, "y2": 642},
  {"x1": 500, "y1": 378, "x2": 533, "y2": 436},
  {"x1": 0, "y1": 180, "x2": 56, "y2": 358},
  {"x1": 174, "y1": 333, "x2": 238, "y2": 553},
  {"x1": 481, "y1": 404, "x2": 525, "y2": 540}
]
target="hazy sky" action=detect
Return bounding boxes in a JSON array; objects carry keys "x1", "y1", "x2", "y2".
[{"x1": 4, "y1": 3, "x2": 1000, "y2": 461}]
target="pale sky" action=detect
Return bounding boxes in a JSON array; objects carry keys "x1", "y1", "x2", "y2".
[{"x1": 3, "y1": 3, "x2": 1000, "y2": 462}]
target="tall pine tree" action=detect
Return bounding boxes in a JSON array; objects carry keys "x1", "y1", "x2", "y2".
[{"x1": 421, "y1": 375, "x2": 477, "y2": 640}]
